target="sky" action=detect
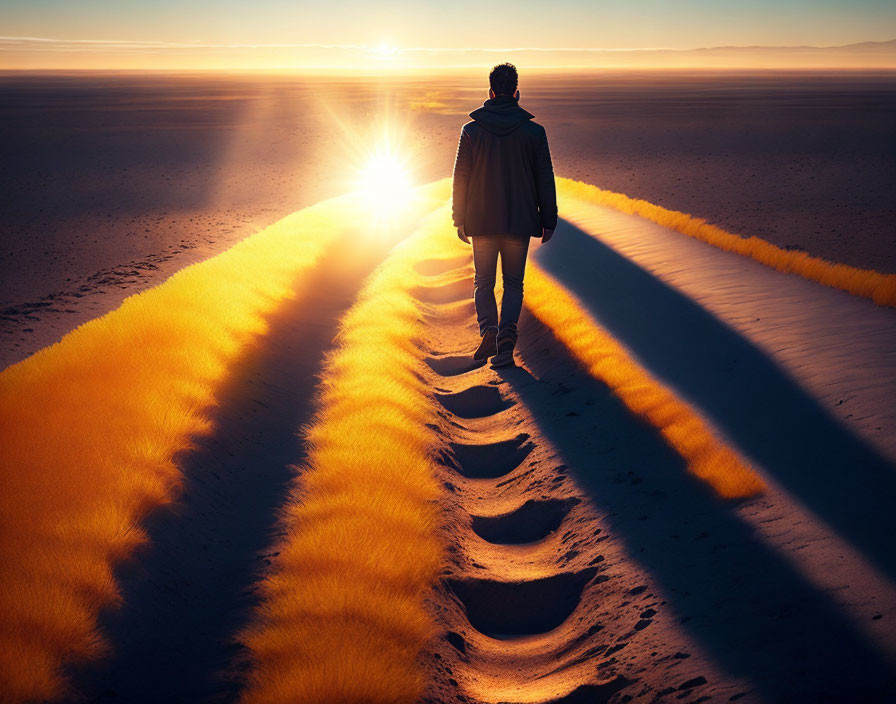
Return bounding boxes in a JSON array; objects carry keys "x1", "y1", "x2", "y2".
[{"x1": 2, "y1": 0, "x2": 895, "y2": 70}]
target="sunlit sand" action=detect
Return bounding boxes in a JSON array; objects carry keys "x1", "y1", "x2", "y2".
[
  {"x1": 3, "y1": 0, "x2": 895, "y2": 693},
  {"x1": 559, "y1": 178, "x2": 896, "y2": 307},
  {"x1": 525, "y1": 263, "x2": 764, "y2": 499},
  {"x1": 2, "y1": 175, "x2": 895, "y2": 701}
]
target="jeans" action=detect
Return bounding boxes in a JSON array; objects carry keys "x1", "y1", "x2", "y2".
[{"x1": 471, "y1": 234, "x2": 530, "y2": 343}]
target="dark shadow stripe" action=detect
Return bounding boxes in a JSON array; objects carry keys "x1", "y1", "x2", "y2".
[
  {"x1": 496, "y1": 309, "x2": 895, "y2": 701},
  {"x1": 535, "y1": 219, "x2": 896, "y2": 582},
  {"x1": 68, "y1": 229, "x2": 402, "y2": 703}
]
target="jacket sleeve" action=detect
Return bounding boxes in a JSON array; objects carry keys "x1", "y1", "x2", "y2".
[
  {"x1": 535, "y1": 131, "x2": 558, "y2": 231},
  {"x1": 451, "y1": 127, "x2": 472, "y2": 228}
]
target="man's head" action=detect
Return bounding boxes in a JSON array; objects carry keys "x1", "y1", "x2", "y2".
[{"x1": 488, "y1": 63, "x2": 520, "y2": 100}]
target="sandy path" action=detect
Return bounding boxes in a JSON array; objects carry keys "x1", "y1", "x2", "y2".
[
  {"x1": 413, "y1": 252, "x2": 896, "y2": 702},
  {"x1": 8, "y1": 183, "x2": 894, "y2": 701},
  {"x1": 416, "y1": 282, "x2": 730, "y2": 703}
]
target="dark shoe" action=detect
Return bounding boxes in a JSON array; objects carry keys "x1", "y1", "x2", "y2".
[
  {"x1": 489, "y1": 334, "x2": 516, "y2": 368},
  {"x1": 473, "y1": 329, "x2": 498, "y2": 360}
]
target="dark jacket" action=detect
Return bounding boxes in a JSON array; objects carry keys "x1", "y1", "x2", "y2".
[{"x1": 452, "y1": 94, "x2": 557, "y2": 238}]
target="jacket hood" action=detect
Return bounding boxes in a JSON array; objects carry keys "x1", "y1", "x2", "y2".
[{"x1": 469, "y1": 94, "x2": 534, "y2": 136}]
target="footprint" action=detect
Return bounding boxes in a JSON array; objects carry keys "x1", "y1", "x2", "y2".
[
  {"x1": 435, "y1": 385, "x2": 514, "y2": 419},
  {"x1": 447, "y1": 568, "x2": 598, "y2": 637},
  {"x1": 471, "y1": 497, "x2": 580, "y2": 544},
  {"x1": 448, "y1": 434, "x2": 534, "y2": 478},
  {"x1": 425, "y1": 355, "x2": 486, "y2": 377}
]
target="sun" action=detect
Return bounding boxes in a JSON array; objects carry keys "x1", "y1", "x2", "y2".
[
  {"x1": 355, "y1": 146, "x2": 413, "y2": 214},
  {"x1": 373, "y1": 41, "x2": 398, "y2": 58}
]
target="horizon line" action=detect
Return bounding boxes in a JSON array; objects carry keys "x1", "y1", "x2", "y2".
[{"x1": 2, "y1": 35, "x2": 896, "y2": 55}]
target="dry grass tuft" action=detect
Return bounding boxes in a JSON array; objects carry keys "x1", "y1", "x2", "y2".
[
  {"x1": 525, "y1": 263, "x2": 764, "y2": 499},
  {"x1": 558, "y1": 178, "x2": 896, "y2": 307},
  {"x1": 0, "y1": 193, "x2": 376, "y2": 704},
  {"x1": 237, "y1": 207, "x2": 454, "y2": 704}
]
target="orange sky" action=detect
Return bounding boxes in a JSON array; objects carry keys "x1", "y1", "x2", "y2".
[{"x1": 1, "y1": 1, "x2": 895, "y2": 70}]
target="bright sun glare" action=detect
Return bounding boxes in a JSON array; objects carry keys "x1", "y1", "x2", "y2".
[
  {"x1": 356, "y1": 147, "x2": 413, "y2": 215},
  {"x1": 374, "y1": 41, "x2": 398, "y2": 57}
]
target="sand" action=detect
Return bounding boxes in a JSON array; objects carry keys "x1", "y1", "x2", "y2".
[
  {"x1": 414, "y1": 239, "x2": 896, "y2": 702},
  {"x1": 2, "y1": 70, "x2": 895, "y2": 702},
  {"x1": 551, "y1": 202, "x2": 896, "y2": 465},
  {"x1": 50, "y1": 203, "x2": 896, "y2": 702},
  {"x1": 2, "y1": 70, "x2": 895, "y2": 368},
  {"x1": 28, "y1": 198, "x2": 892, "y2": 701}
]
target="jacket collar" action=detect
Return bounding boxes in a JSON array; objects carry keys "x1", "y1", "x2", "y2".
[{"x1": 469, "y1": 94, "x2": 534, "y2": 136}]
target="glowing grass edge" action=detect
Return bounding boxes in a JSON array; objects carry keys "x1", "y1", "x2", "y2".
[
  {"x1": 387, "y1": 198, "x2": 763, "y2": 499},
  {"x1": 526, "y1": 262, "x2": 764, "y2": 500},
  {"x1": 557, "y1": 178, "x2": 896, "y2": 308},
  {"x1": 236, "y1": 208, "x2": 453, "y2": 704},
  {"x1": 0, "y1": 191, "x2": 403, "y2": 703}
]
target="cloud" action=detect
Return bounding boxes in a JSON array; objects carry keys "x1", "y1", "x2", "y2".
[
  {"x1": 0, "y1": 36, "x2": 370, "y2": 53},
  {"x1": 0, "y1": 35, "x2": 667, "y2": 54}
]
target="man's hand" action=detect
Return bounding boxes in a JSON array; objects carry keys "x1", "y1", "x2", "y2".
[
  {"x1": 541, "y1": 227, "x2": 554, "y2": 243},
  {"x1": 457, "y1": 226, "x2": 470, "y2": 244}
]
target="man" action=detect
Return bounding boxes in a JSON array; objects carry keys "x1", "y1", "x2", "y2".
[{"x1": 452, "y1": 62, "x2": 557, "y2": 368}]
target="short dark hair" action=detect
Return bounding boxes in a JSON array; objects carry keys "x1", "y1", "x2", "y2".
[{"x1": 489, "y1": 63, "x2": 518, "y2": 96}]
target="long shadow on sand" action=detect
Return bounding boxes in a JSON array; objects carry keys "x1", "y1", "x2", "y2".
[
  {"x1": 535, "y1": 219, "x2": 896, "y2": 583},
  {"x1": 70, "y1": 236, "x2": 392, "y2": 703},
  {"x1": 500, "y1": 312, "x2": 895, "y2": 701}
]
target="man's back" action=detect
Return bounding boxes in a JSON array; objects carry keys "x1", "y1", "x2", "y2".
[
  {"x1": 451, "y1": 62, "x2": 557, "y2": 367},
  {"x1": 452, "y1": 94, "x2": 557, "y2": 239}
]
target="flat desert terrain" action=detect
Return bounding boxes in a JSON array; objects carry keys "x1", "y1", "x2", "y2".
[
  {"x1": 2, "y1": 71, "x2": 894, "y2": 366},
  {"x1": 1, "y1": 70, "x2": 895, "y2": 704}
]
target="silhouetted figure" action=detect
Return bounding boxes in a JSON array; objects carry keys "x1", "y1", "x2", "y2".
[{"x1": 452, "y1": 62, "x2": 558, "y2": 367}]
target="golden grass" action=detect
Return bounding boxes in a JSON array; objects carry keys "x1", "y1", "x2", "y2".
[
  {"x1": 525, "y1": 263, "x2": 765, "y2": 499},
  {"x1": 237, "y1": 207, "x2": 454, "y2": 704},
  {"x1": 557, "y1": 178, "x2": 896, "y2": 307},
  {"x1": 399, "y1": 198, "x2": 761, "y2": 498},
  {"x1": 0, "y1": 192, "x2": 395, "y2": 704},
  {"x1": 0, "y1": 171, "x2": 777, "y2": 700}
]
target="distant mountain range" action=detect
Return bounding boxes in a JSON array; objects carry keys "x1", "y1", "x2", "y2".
[
  {"x1": 1, "y1": 36, "x2": 895, "y2": 70},
  {"x1": 531, "y1": 39, "x2": 896, "y2": 68},
  {"x1": 690, "y1": 39, "x2": 896, "y2": 52}
]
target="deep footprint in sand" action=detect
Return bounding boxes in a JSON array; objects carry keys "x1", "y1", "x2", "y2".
[
  {"x1": 447, "y1": 434, "x2": 535, "y2": 479},
  {"x1": 435, "y1": 385, "x2": 515, "y2": 419},
  {"x1": 447, "y1": 568, "x2": 598, "y2": 637},
  {"x1": 471, "y1": 497, "x2": 580, "y2": 544},
  {"x1": 425, "y1": 354, "x2": 486, "y2": 377}
]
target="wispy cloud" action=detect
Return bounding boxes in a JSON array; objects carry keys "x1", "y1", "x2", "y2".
[
  {"x1": 0, "y1": 36, "x2": 370, "y2": 52},
  {"x1": 0, "y1": 35, "x2": 669, "y2": 54}
]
